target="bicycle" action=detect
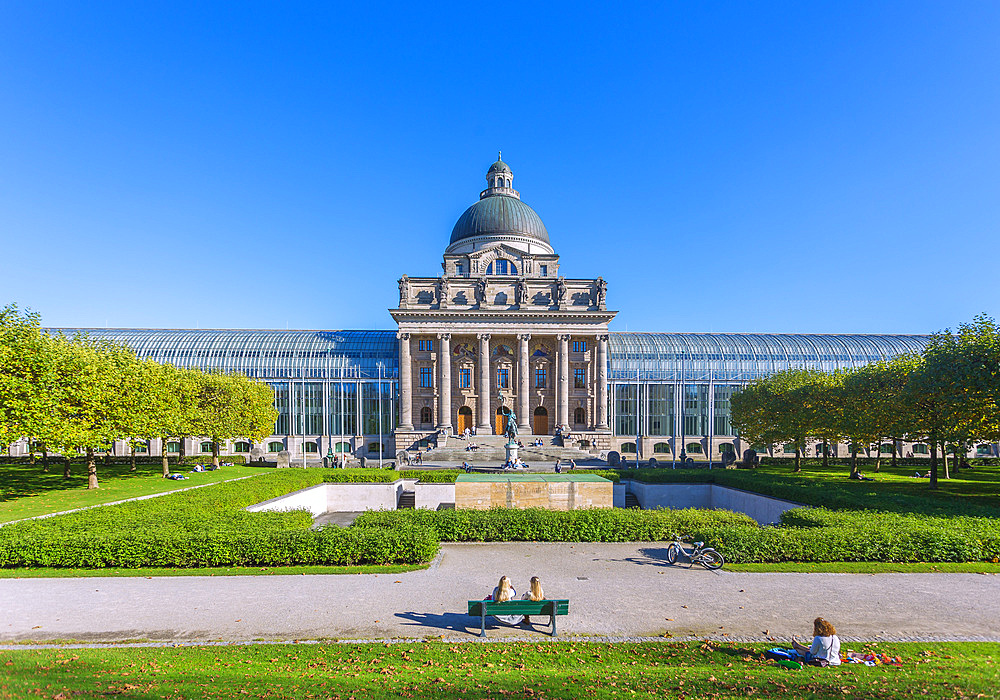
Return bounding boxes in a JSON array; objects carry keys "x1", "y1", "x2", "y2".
[{"x1": 665, "y1": 535, "x2": 725, "y2": 570}]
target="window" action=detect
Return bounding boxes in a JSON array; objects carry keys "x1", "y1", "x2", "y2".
[
  {"x1": 418, "y1": 339, "x2": 432, "y2": 352},
  {"x1": 540, "y1": 265, "x2": 548, "y2": 277},
  {"x1": 368, "y1": 442, "x2": 383, "y2": 455},
  {"x1": 458, "y1": 367, "x2": 471, "y2": 388},
  {"x1": 783, "y1": 444, "x2": 798, "y2": 454},
  {"x1": 165, "y1": 441, "x2": 180, "y2": 454},
  {"x1": 420, "y1": 367, "x2": 433, "y2": 388},
  {"x1": 685, "y1": 442, "x2": 703, "y2": 454},
  {"x1": 132, "y1": 443, "x2": 148, "y2": 453},
  {"x1": 333, "y1": 441, "x2": 351, "y2": 453},
  {"x1": 497, "y1": 367, "x2": 509, "y2": 389},
  {"x1": 572, "y1": 340, "x2": 587, "y2": 353},
  {"x1": 267, "y1": 441, "x2": 284, "y2": 453},
  {"x1": 234, "y1": 441, "x2": 251, "y2": 453},
  {"x1": 718, "y1": 442, "x2": 735, "y2": 454},
  {"x1": 913, "y1": 443, "x2": 929, "y2": 454},
  {"x1": 621, "y1": 442, "x2": 637, "y2": 454},
  {"x1": 879, "y1": 444, "x2": 893, "y2": 454},
  {"x1": 751, "y1": 444, "x2": 768, "y2": 453},
  {"x1": 573, "y1": 368, "x2": 585, "y2": 388},
  {"x1": 977, "y1": 444, "x2": 993, "y2": 456},
  {"x1": 420, "y1": 406, "x2": 432, "y2": 424},
  {"x1": 653, "y1": 442, "x2": 671, "y2": 454},
  {"x1": 456, "y1": 263, "x2": 463, "y2": 276},
  {"x1": 496, "y1": 259, "x2": 508, "y2": 275},
  {"x1": 303, "y1": 441, "x2": 318, "y2": 453},
  {"x1": 200, "y1": 441, "x2": 213, "y2": 453},
  {"x1": 535, "y1": 366, "x2": 546, "y2": 388},
  {"x1": 573, "y1": 407, "x2": 585, "y2": 424}
]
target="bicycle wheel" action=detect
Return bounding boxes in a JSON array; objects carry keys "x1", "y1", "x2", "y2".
[
  {"x1": 698, "y1": 549, "x2": 725, "y2": 570},
  {"x1": 666, "y1": 543, "x2": 679, "y2": 565}
]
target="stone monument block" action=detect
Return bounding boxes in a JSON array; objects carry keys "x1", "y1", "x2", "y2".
[{"x1": 276, "y1": 450, "x2": 291, "y2": 468}]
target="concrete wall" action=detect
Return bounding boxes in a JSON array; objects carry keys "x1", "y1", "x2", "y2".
[
  {"x1": 246, "y1": 484, "x2": 328, "y2": 516},
  {"x1": 415, "y1": 482, "x2": 456, "y2": 510},
  {"x1": 622, "y1": 481, "x2": 803, "y2": 524},
  {"x1": 326, "y1": 482, "x2": 400, "y2": 511},
  {"x1": 613, "y1": 483, "x2": 625, "y2": 508}
]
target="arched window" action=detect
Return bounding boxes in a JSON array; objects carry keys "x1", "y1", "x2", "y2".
[
  {"x1": 133, "y1": 443, "x2": 148, "y2": 453},
  {"x1": 718, "y1": 442, "x2": 734, "y2": 454},
  {"x1": 334, "y1": 441, "x2": 352, "y2": 453},
  {"x1": 495, "y1": 177, "x2": 502, "y2": 187},
  {"x1": 420, "y1": 407, "x2": 432, "y2": 424},
  {"x1": 879, "y1": 444, "x2": 893, "y2": 454},
  {"x1": 496, "y1": 259, "x2": 508, "y2": 275},
  {"x1": 234, "y1": 441, "x2": 251, "y2": 453},
  {"x1": 653, "y1": 442, "x2": 671, "y2": 454},
  {"x1": 913, "y1": 443, "x2": 929, "y2": 454},
  {"x1": 506, "y1": 178, "x2": 511, "y2": 187},
  {"x1": 573, "y1": 407, "x2": 585, "y2": 424},
  {"x1": 165, "y1": 441, "x2": 181, "y2": 454},
  {"x1": 267, "y1": 441, "x2": 284, "y2": 453},
  {"x1": 685, "y1": 442, "x2": 703, "y2": 454},
  {"x1": 303, "y1": 441, "x2": 318, "y2": 453},
  {"x1": 200, "y1": 441, "x2": 213, "y2": 453},
  {"x1": 486, "y1": 263, "x2": 493, "y2": 274},
  {"x1": 621, "y1": 442, "x2": 637, "y2": 454},
  {"x1": 977, "y1": 444, "x2": 993, "y2": 456}
]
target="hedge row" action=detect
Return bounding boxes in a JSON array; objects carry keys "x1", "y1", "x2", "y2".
[
  {"x1": 0, "y1": 470, "x2": 435, "y2": 568},
  {"x1": 320, "y1": 468, "x2": 621, "y2": 484},
  {"x1": 758, "y1": 457, "x2": 997, "y2": 467}
]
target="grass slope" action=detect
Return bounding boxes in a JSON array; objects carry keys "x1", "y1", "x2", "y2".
[{"x1": 1, "y1": 641, "x2": 995, "y2": 699}]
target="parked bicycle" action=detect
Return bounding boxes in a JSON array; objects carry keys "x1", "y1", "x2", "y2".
[{"x1": 665, "y1": 535, "x2": 725, "y2": 570}]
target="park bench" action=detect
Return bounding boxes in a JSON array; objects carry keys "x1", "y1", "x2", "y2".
[{"x1": 467, "y1": 599, "x2": 570, "y2": 637}]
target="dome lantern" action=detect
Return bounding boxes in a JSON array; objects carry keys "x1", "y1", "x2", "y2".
[{"x1": 483, "y1": 150, "x2": 517, "y2": 199}]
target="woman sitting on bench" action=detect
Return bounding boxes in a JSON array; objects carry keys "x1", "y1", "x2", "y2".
[
  {"x1": 520, "y1": 576, "x2": 549, "y2": 626},
  {"x1": 486, "y1": 576, "x2": 523, "y2": 625}
]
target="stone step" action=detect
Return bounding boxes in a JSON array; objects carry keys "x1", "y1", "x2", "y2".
[{"x1": 397, "y1": 490, "x2": 415, "y2": 509}]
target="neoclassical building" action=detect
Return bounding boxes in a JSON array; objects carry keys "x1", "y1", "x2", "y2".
[
  {"x1": 26, "y1": 156, "x2": 995, "y2": 462},
  {"x1": 391, "y1": 155, "x2": 617, "y2": 453}
]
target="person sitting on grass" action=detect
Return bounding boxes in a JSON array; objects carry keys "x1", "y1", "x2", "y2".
[
  {"x1": 792, "y1": 617, "x2": 841, "y2": 666},
  {"x1": 520, "y1": 576, "x2": 548, "y2": 627},
  {"x1": 486, "y1": 575, "x2": 523, "y2": 626}
]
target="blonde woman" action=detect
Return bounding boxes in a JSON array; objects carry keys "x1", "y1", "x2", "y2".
[
  {"x1": 520, "y1": 576, "x2": 547, "y2": 626},
  {"x1": 487, "y1": 576, "x2": 523, "y2": 625},
  {"x1": 792, "y1": 617, "x2": 841, "y2": 666}
]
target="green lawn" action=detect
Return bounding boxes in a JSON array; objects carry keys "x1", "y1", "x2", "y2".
[
  {"x1": 0, "y1": 460, "x2": 268, "y2": 523},
  {"x1": 1, "y1": 641, "x2": 995, "y2": 699},
  {"x1": 621, "y1": 462, "x2": 1000, "y2": 517}
]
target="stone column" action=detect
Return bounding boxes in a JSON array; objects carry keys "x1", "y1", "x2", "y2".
[
  {"x1": 397, "y1": 332, "x2": 413, "y2": 430},
  {"x1": 437, "y1": 333, "x2": 452, "y2": 432},
  {"x1": 477, "y1": 333, "x2": 491, "y2": 431},
  {"x1": 557, "y1": 334, "x2": 571, "y2": 430},
  {"x1": 596, "y1": 334, "x2": 609, "y2": 430},
  {"x1": 517, "y1": 333, "x2": 531, "y2": 433}
]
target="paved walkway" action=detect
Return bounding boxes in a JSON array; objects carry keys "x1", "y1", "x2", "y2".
[{"x1": 3, "y1": 543, "x2": 999, "y2": 644}]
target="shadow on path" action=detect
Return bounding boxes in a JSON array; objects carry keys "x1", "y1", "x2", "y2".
[{"x1": 394, "y1": 611, "x2": 477, "y2": 636}]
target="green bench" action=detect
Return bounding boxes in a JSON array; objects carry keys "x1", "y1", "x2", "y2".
[{"x1": 467, "y1": 599, "x2": 570, "y2": 637}]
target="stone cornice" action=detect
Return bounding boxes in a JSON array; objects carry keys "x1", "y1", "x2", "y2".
[{"x1": 390, "y1": 308, "x2": 618, "y2": 325}]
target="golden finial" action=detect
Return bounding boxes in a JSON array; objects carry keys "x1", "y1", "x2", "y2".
[{"x1": 498, "y1": 149, "x2": 502, "y2": 161}]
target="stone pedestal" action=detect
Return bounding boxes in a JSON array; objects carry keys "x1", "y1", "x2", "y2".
[{"x1": 505, "y1": 442, "x2": 519, "y2": 464}]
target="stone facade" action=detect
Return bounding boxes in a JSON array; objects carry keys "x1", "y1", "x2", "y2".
[{"x1": 391, "y1": 157, "x2": 615, "y2": 452}]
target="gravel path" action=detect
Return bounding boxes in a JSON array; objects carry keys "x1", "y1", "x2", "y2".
[{"x1": 3, "y1": 542, "x2": 999, "y2": 645}]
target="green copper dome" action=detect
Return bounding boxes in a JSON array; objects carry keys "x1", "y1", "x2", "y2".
[{"x1": 449, "y1": 194, "x2": 550, "y2": 246}]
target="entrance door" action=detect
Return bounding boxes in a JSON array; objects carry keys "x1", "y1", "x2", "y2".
[
  {"x1": 495, "y1": 407, "x2": 506, "y2": 436},
  {"x1": 457, "y1": 406, "x2": 472, "y2": 435},
  {"x1": 533, "y1": 406, "x2": 548, "y2": 435}
]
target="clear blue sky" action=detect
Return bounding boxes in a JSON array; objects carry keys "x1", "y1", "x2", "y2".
[{"x1": 2, "y1": 2, "x2": 998, "y2": 334}]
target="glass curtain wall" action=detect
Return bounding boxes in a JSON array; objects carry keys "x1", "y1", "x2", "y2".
[
  {"x1": 362, "y1": 381, "x2": 397, "y2": 435},
  {"x1": 713, "y1": 384, "x2": 739, "y2": 435},
  {"x1": 647, "y1": 384, "x2": 674, "y2": 436},
  {"x1": 269, "y1": 382, "x2": 290, "y2": 435},
  {"x1": 329, "y1": 382, "x2": 358, "y2": 435},
  {"x1": 614, "y1": 384, "x2": 639, "y2": 436},
  {"x1": 292, "y1": 382, "x2": 324, "y2": 434},
  {"x1": 683, "y1": 384, "x2": 709, "y2": 436}
]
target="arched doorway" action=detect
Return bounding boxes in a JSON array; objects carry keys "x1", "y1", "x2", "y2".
[
  {"x1": 495, "y1": 406, "x2": 509, "y2": 436},
  {"x1": 533, "y1": 406, "x2": 548, "y2": 435},
  {"x1": 457, "y1": 406, "x2": 473, "y2": 435}
]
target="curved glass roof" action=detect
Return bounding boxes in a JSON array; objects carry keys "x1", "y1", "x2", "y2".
[
  {"x1": 608, "y1": 333, "x2": 930, "y2": 382},
  {"x1": 48, "y1": 329, "x2": 929, "y2": 384},
  {"x1": 48, "y1": 329, "x2": 399, "y2": 380}
]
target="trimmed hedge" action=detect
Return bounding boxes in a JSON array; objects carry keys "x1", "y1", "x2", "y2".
[
  {"x1": 321, "y1": 468, "x2": 621, "y2": 484},
  {"x1": 0, "y1": 470, "x2": 436, "y2": 568}
]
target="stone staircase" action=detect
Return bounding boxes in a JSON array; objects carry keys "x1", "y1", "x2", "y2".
[
  {"x1": 397, "y1": 490, "x2": 415, "y2": 509},
  {"x1": 419, "y1": 434, "x2": 596, "y2": 465}
]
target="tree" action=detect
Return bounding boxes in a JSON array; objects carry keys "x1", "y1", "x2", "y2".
[{"x1": 840, "y1": 359, "x2": 911, "y2": 476}]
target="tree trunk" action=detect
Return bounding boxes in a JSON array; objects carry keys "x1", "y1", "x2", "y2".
[
  {"x1": 130, "y1": 444, "x2": 137, "y2": 472},
  {"x1": 891, "y1": 439, "x2": 897, "y2": 469},
  {"x1": 87, "y1": 447, "x2": 99, "y2": 489},
  {"x1": 161, "y1": 438, "x2": 170, "y2": 477},
  {"x1": 929, "y1": 442, "x2": 938, "y2": 490},
  {"x1": 63, "y1": 455, "x2": 71, "y2": 479},
  {"x1": 41, "y1": 448, "x2": 49, "y2": 473},
  {"x1": 850, "y1": 445, "x2": 859, "y2": 479},
  {"x1": 822, "y1": 440, "x2": 828, "y2": 468},
  {"x1": 793, "y1": 447, "x2": 801, "y2": 473},
  {"x1": 28, "y1": 445, "x2": 36, "y2": 466},
  {"x1": 211, "y1": 439, "x2": 220, "y2": 468},
  {"x1": 179, "y1": 438, "x2": 186, "y2": 467},
  {"x1": 941, "y1": 442, "x2": 950, "y2": 480},
  {"x1": 874, "y1": 441, "x2": 881, "y2": 473}
]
